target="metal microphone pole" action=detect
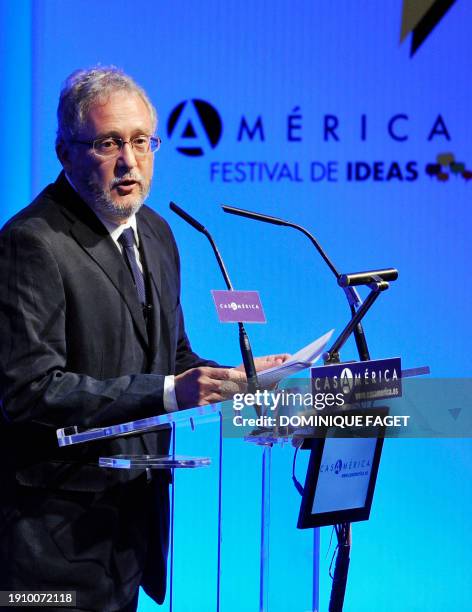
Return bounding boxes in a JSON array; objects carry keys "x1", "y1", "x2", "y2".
[{"x1": 170, "y1": 202, "x2": 260, "y2": 396}]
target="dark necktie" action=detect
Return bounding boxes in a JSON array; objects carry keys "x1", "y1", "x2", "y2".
[{"x1": 118, "y1": 228, "x2": 147, "y2": 305}]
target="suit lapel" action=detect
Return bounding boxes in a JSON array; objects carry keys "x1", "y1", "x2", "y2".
[
  {"x1": 54, "y1": 174, "x2": 149, "y2": 348},
  {"x1": 138, "y1": 214, "x2": 173, "y2": 373},
  {"x1": 70, "y1": 220, "x2": 149, "y2": 348}
]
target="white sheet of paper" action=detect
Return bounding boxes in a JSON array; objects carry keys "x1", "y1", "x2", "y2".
[{"x1": 257, "y1": 329, "x2": 334, "y2": 387}]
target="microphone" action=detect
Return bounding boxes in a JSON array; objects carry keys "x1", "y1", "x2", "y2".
[
  {"x1": 170, "y1": 201, "x2": 234, "y2": 290},
  {"x1": 170, "y1": 201, "x2": 260, "y2": 396},
  {"x1": 338, "y1": 268, "x2": 398, "y2": 287},
  {"x1": 221, "y1": 206, "x2": 398, "y2": 288},
  {"x1": 221, "y1": 204, "x2": 396, "y2": 362},
  {"x1": 221, "y1": 205, "x2": 289, "y2": 227},
  {"x1": 169, "y1": 201, "x2": 206, "y2": 234},
  {"x1": 222, "y1": 204, "x2": 341, "y2": 279}
]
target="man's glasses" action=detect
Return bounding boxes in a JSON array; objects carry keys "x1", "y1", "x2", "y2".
[{"x1": 70, "y1": 135, "x2": 161, "y2": 158}]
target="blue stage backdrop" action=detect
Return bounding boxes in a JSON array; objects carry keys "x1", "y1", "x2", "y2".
[{"x1": 1, "y1": 1, "x2": 471, "y2": 610}]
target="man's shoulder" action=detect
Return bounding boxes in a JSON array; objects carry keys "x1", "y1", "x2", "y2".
[
  {"x1": 138, "y1": 204, "x2": 170, "y2": 228},
  {"x1": 138, "y1": 204, "x2": 176, "y2": 245},
  {"x1": 1, "y1": 178, "x2": 69, "y2": 240}
]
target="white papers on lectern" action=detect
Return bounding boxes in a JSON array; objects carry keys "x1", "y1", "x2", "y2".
[{"x1": 257, "y1": 329, "x2": 334, "y2": 388}]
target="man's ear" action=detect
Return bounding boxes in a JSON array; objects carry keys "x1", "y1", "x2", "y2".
[{"x1": 56, "y1": 140, "x2": 72, "y2": 173}]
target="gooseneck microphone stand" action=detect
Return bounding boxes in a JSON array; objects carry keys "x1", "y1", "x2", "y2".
[
  {"x1": 222, "y1": 204, "x2": 398, "y2": 612},
  {"x1": 316, "y1": 273, "x2": 391, "y2": 612},
  {"x1": 170, "y1": 202, "x2": 260, "y2": 396},
  {"x1": 170, "y1": 202, "x2": 272, "y2": 612},
  {"x1": 221, "y1": 204, "x2": 398, "y2": 363}
]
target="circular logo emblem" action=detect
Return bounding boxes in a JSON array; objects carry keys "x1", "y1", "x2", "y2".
[
  {"x1": 340, "y1": 367, "x2": 354, "y2": 395},
  {"x1": 334, "y1": 459, "x2": 343, "y2": 475},
  {"x1": 230, "y1": 302, "x2": 238, "y2": 311},
  {"x1": 167, "y1": 99, "x2": 223, "y2": 157}
]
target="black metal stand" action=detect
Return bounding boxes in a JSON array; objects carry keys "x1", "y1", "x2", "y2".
[
  {"x1": 329, "y1": 523, "x2": 351, "y2": 612},
  {"x1": 325, "y1": 277, "x2": 391, "y2": 612},
  {"x1": 324, "y1": 277, "x2": 389, "y2": 364}
]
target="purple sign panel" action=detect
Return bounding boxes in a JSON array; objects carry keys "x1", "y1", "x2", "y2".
[{"x1": 211, "y1": 290, "x2": 266, "y2": 323}]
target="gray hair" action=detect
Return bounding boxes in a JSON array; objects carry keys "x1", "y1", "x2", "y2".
[{"x1": 56, "y1": 66, "x2": 157, "y2": 144}]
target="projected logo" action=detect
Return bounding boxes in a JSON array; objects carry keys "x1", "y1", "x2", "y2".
[
  {"x1": 167, "y1": 99, "x2": 223, "y2": 156},
  {"x1": 426, "y1": 152, "x2": 472, "y2": 182},
  {"x1": 166, "y1": 101, "x2": 465, "y2": 185},
  {"x1": 400, "y1": 0, "x2": 456, "y2": 56}
]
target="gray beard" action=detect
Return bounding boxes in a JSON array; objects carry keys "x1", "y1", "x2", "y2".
[{"x1": 84, "y1": 173, "x2": 151, "y2": 221}]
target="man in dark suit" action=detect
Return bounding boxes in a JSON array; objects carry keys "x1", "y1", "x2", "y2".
[{"x1": 0, "y1": 67, "x2": 286, "y2": 611}]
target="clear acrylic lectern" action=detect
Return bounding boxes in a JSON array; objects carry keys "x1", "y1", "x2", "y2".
[{"x1": 57, "y1": 403, "x2": 320, "y2": 612}]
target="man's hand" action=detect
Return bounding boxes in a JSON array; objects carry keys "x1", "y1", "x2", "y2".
[
  {"x1": 174, "y1": 367, "x2": 247, "y2": 409},
  {"x1": 234, "y1": 353, "x2": 291, "y2": 373}
]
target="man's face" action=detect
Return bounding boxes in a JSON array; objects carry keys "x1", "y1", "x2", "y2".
[{"x1": 59, "y1": 91, "x2": 155, "y2": 223}]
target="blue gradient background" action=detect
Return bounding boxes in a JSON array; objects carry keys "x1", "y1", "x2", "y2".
[{"x1": 1, "y1": 1, "x2": 471, "y2": 610}]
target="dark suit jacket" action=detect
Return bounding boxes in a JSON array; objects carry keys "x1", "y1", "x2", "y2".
[{"x1": 0, "y1": 173, "x2": 214, "y2": 611}]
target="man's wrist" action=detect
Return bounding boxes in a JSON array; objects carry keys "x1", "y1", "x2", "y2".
[{"x1": 163, "y1": 375, "x2": 178, "y2": 412}]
